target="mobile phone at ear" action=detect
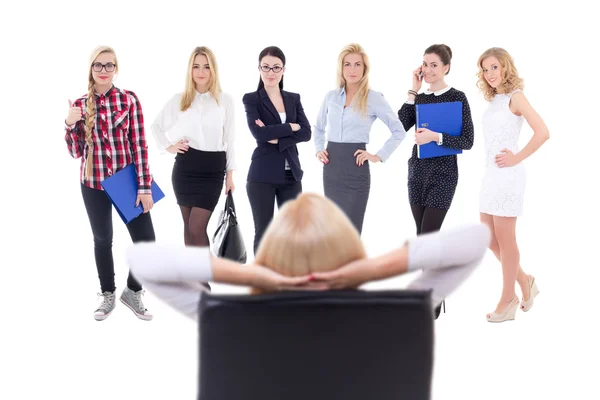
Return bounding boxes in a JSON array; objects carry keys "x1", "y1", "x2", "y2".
[{"x1": 418, "y1": 72, "x2": 423, "y2": 80}]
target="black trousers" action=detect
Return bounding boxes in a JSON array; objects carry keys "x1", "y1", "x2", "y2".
[
  {"x1": 246, "y1": 171, "x2": 302, "y2": 255},
  {"x1": 81, "y1": 183, "x2": 156, "y2": 293}
]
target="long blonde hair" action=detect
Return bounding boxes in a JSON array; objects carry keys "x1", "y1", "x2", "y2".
[
  {"x1": 252, "y1": 193, "x2": 367, "y2": 294},
  {"x1": 337, "y1": 43, "x2": 370, "y2": 117},
  {"x1": 476, "y1": 47, "x2": 524, "y2": 102},
  {"x1": 85, "y1": 45, "x2": 118, "y2": 180},
  {"x1": 181, "y1": 46, "x2": 222, "y2": 111}
]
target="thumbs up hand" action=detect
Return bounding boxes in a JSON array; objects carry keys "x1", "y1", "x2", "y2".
[{"x1": 65, "y1": 99, "x2": 83, "y2": 126}]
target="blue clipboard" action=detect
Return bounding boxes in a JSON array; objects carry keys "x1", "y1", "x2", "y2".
[
  {"x1": 100, "y1": 164, "x2": 165, "y2": 224},
  {"x1": 416, "y1": 101, "x2": 463, "y2": 159}
]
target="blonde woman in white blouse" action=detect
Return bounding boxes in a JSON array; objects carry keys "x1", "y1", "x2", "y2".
[{"x1": 151, "y1": 47, "x2": 236, "y2": 282}]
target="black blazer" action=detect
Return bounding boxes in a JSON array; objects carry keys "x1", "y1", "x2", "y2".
[{"x1": 242, "y1": 89, "x2": 311, "y2": 184}]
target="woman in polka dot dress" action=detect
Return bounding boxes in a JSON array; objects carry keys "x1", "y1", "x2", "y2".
[
  {"x1": 477, "y1": 47, "x2": 549, "y2": 323},
  {"x1": 398, "y1": 44, "x2": 474, "y2": 319}
]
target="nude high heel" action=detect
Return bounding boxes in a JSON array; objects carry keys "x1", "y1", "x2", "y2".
[
  {"x1": 486, "y1": 296, "x2": 520, "y2": 323},
  {"x1": 520, "y1": 276, "x2": 539, "y2": 312}
]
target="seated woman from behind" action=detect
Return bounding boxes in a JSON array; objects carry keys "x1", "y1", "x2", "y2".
[{"x1": 126, "y1": 193, "x2": 490, "y2": 321}]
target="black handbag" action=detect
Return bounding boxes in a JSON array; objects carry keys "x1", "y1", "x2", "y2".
[{"x1": 212, "y1": 191, "x2": 247, "y2": 263}]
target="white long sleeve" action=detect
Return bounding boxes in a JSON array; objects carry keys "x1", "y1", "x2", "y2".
[
  {"x1": 150, "y1": 91, "x2": 237, "y2": 171},
  {"x1": 150, "y1": 94, "x2": 180, "y2": 153},
  {"x1": 221, "y1": 93, "x2": 237, "y2": 171},
  {"x1": 405, "y1": 223, "x2": 491, "y2": 307},
  {"x1": 126, "y1": 224, "x2": 490, "y2": 321},
  {"x1": 126, "y1": 243, "x2": 213, "y2": 321}
]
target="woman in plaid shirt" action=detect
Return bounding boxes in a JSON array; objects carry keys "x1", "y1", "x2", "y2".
[{"x1": 64, "y1": 45, "x2": 155, "y2": 322}]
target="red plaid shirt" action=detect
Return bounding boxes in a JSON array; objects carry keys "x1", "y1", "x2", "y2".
[{"x1": 64, "y1": 85, "x2": 152, "y2": 194}]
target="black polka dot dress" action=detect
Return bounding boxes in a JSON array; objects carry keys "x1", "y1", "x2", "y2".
[{"x1": 398, "y1": 87, "x2": 474, "y2": 210}]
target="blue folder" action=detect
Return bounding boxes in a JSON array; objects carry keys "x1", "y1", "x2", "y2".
[
  {"x1": 101, "y1": 164, "x2": 165, "y2": 224},
  {"x1": 416, "y1": 101, "x2": 463, "y2": 159}
]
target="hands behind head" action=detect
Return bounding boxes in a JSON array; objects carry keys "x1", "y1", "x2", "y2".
[
  {"x1": 247, "y1": 257, "x2": 377, "y2": 292},
  {"x1": 245, "y1": 263, "x2": 327, "y2": 292}
]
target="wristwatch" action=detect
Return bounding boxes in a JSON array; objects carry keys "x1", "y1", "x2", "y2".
[{"x1": 437, "y1": 133, "x2": 443, "y2": 145}]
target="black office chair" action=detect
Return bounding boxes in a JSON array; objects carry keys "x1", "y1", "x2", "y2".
[{"x1": 198, "y1": 289, "x2": 434, "y2": 400}]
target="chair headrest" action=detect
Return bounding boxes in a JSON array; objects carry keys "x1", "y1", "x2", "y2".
[{"x1": 198, "y1": 289, "x2": 434, "y2": 400}]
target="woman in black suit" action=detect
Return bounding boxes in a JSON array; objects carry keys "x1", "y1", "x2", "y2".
[{"x1": 243, "y1": 46, "x2": 312, "y2": 254}]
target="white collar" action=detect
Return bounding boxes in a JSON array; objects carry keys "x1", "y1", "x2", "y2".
[
  {"x1": 424, "y1": 86, "x2": 452, "y2": 96},
  {"x1": 195, "y1": 90, "x2": 212, "y2": 99}
]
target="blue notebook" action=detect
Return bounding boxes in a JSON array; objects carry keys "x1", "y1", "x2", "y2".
[
  {"x1": 416, "y1": 101, "x2": 463, "y2": 159},
  {"x1": 101, "y1": 164, "x2": 165, "y2": 224}
]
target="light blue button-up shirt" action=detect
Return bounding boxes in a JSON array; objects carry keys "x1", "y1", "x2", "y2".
[{"x1": 313, "y1": 87, "x2": 407, "y2": 162}]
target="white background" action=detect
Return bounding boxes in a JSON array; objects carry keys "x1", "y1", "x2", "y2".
[{"x1": 1, "y1": 0, "x2": 597, "y2": 399}]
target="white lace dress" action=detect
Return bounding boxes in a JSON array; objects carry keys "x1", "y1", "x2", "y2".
[{"x1": 479, "y1": 90, "x2": 526, "y2": 217}]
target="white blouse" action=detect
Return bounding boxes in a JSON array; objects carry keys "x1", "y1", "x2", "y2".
[
  {"x1": 126, "y1": 223, "x2": 490, "y2": 322},
  {"x1": 279, "y1": 112, "x2": 290, "y2": 170},
  {"x1": 151, "y1": 91, "x2": 236, "y2": 171}
]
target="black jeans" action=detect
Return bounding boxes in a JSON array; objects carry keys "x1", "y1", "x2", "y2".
[
  {"x1": 81, "y1": 184, "x2": 156, "y2": 293},
  {"x1": 246, "y1": 171, "x2": 302, "y2": 255}
]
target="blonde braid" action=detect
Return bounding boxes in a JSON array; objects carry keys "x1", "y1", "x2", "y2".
[{"x1": 84, "y1": 77, "x2": 96, "y2": 180}]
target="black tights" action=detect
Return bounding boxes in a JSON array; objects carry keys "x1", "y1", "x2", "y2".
[
  {"x1": 179, "y1": 206, "x2": 213, "y2": 247},
  {"x1": 410, "y1": 204, "x2": 449, "y2": 319},
  {"x1": 410, "y1": 204, "x2": 448, "y2": 235},
  {"x1": 180, "y1": 206, "x2": 213, "y2": 290}
]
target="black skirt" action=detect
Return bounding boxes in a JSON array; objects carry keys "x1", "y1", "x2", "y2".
[{"x1": 171, "y1": 147, "x2": 226, "y2": 211}]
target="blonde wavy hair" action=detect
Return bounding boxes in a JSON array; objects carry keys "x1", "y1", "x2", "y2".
[
  {"x1": 252, "y1": 193, "x2": 367, "y2": 294},
  {"x1": 476, "y1": 47, "x2": 524, "y2": 102},
  {"x1": 181, "y1": 46, "x2": 222, "y2": 111},
  {"x1": 337, "y1": 43, "x2": 370, "y2": 117},
  {"x1": 85, "y1": 45, "x2": 118, "y2": 180}
]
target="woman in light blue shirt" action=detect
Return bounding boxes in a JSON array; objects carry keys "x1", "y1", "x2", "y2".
[{"x1": 314, "y1": 43, "x2": 407, "y2": 234}]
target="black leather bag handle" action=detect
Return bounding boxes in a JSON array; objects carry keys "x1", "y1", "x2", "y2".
[{"x1": 225, "y1": 191, "x2": 238, "y2": 227}]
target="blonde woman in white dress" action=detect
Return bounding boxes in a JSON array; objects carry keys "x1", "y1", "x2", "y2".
[{"x1": 477, "y1": 47, "x2": 550, "y2": 323}]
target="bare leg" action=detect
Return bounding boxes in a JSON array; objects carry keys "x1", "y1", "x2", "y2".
[
  {"x1": 491, "y1": 215, "x2": 523, "y2": 313},
  {"x1": 480, "y1": 213, "x2": 532, "y2": 301}
]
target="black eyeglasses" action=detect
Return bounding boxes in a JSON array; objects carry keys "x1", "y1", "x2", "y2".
[
  {"x1": 260, "y1": 65, "x2": 283, "y2": 73},
  {"x1": 92, "y1": 62, "x2": 116, "y2": 72}
]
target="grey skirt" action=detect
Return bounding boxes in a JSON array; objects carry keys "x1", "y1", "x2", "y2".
[{"x1": 323, "y1": 142, "x2": 370, "y2": 234}]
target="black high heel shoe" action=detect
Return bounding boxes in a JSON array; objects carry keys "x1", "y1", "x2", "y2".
[{"x1": 434, "y1": 300, "x2": 446, "y2": 320}]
